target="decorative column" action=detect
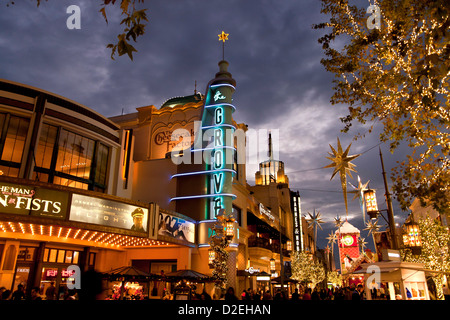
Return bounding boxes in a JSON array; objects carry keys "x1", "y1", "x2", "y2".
[{"x1": 226, "y1": 249, "x2": 237, "y2": 291}]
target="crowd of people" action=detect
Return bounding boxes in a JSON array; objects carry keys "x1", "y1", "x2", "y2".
[
  {"x1": 0, "y1": 282, "x2": 78, "y2": 301},
  {"x1": 1, "y1": 281, "x2": 370, "y2": 301},
  {"x1": 222, "y1": 284, "x2": 367, "y2": 301}
]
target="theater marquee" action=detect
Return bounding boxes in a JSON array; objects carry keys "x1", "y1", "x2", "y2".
[
  {"x1": 0, "y1": 181, "x2": 68, "y2": 219},
  {"x1": 69, "y1": 194, "x2": 149, "y2": 233}
]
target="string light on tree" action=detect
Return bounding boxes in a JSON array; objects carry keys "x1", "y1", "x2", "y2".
[
  {"x1": 314, "y1": 0, "x2": 450, "y2": 212},
  {"x1": 402, "y1": 215, "x2": 450, "y2": 300}
]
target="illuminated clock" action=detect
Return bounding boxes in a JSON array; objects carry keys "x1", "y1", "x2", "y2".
[{"x1": 341, "y1": 235, "x2": 355, "y2": 246}]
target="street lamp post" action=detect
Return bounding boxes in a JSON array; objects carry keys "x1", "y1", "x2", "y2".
[
  {"x1": 362, "y1": 148, "x2": 398, "y2": 250},
  {"x1": 379, "y1": 148, "x2": 398, "y2": 250}
]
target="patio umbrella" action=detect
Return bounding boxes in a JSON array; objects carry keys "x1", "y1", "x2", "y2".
[
  {"x1": 106, "y1": 266, "x2": 154, "y2": 280},
  {"x1": 164, "y1": 269, "x2": 212, "y2": 282}
]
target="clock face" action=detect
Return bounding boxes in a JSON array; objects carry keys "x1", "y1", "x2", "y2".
[{"x1": 342, "y1": 235, "x2": 355, "y2": 246}]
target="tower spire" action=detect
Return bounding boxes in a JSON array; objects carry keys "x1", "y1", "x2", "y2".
[
  {"x1": 268, "y1": 131, "x2": 273, "y2": 160},
  {"x1": 218, "y1": 31, "x2": 229, "y2": 61}
]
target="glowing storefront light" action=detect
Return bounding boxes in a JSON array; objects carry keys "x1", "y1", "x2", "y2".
[{"x1": 0, "y1": 221, "x2": 168, "y2": 247}]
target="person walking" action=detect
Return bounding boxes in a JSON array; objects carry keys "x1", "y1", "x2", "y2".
[
  {"x1": 225, "y1": 287, "x2": 238, "y2": 301},
  {"x1": 11, "y1": 284, "x2": 25, "y2": 301},
  {"x1": 291, "y1": 288, "x2": 300, "y2": 301},
  {"x1": 263, "y1": 290, "x2": 272, "y2": 300},
  {"x1": 45, "y1": 281, "x2": 56, "y2": 300},
  {"x1": 352, "y1": 284, "x2": 364, "y2": 300},
  {"x1": 30, "y1": 287, "x2": 42, "y2": 300},
  {"x1": 302, "y1": 288, "x2": 311, "y2": 300}
]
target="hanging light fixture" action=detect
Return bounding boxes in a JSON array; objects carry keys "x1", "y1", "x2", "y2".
[
  {"x1": 270, "y1": 258, "x2": 276, "y2": 274},
  {"x1": 286, "y1": 240, "x2": 292, "y2": 251},
  {"x1": 403, "y1": 216, "x2": 422, "y2": 255},
  {"x1": 364, "y1": 189, "x2": 379, "y2": 219},
  {"x1": 225, "y1": 219, "x2": 235, "y2": 240},
  {"x1": 208, "y1": 248, "x2": 215, "y2": 268}
]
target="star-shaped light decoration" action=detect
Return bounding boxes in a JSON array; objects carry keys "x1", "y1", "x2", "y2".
[
  {"x1": 334, "y1": 215, "x2": 344, "y2": 229},
  {"x1": 326, "y1": 232, "x2": 337, "y2": 256},
  {"x1": 218, "y1": 31, "x2": 229, "y2": 43},
  {"x1": 326, "y1": 231, "x2": 337, "y2": 245},
  {"x1": 358, "y1": 237, "x2": 368, "y2": 255},
  {"x1": 349, "y1": 176, "x2": 370, "y2": 223},
  {"x1": 307, "y1": 209, "x2": 325, "y2": 248},
  {"x1": 364, "y1": 219, "x2": 380, "y2": 236},
  {"x1": 349, "y1": 175, "x2": 370, "y2": 202},
  {"x1": 324, "y1": 138, "x2": 361, "y2": 218},
  {"x1": 307, "y1": 210, "x2": 325, "y2": 231}
]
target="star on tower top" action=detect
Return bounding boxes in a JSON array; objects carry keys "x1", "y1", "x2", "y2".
[
  {"x1": 218, "y1": 31, "x2": 229, "y2": 43},
  {"x1": 218, "y1": 31, "x2": 229, "y2": 60}
]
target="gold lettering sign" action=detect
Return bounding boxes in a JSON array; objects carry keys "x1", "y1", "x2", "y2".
[{"x1": 151, "y1": 125, "x2": 195, "y2": 159}]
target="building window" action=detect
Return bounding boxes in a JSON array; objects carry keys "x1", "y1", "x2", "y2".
[
  {"x1": 34, "y1": 125, "x2": 110, "y2": 192},
  {"x1": 35, "y1": 123, "x2": 58, "y2": 170},
  {"x1": 233, "y1": 205, "x2": 242, "y2": 227},
  {"x1": 0, "y1": 113, "x2": 30, "y2": 177},
  {"x1": 56, "y1": 128, "x2": 96, "y2": 181},
  {"x1": 43, "y1": 248, "x2": 80, "y2": 264},
  {"x1": 94, "y1": 143, "x2": 109, "y2": 189}
]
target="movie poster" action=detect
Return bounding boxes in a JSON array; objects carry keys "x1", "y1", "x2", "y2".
[{"x1": 158, "y1": 211, "x2": 195, "y2": 244}]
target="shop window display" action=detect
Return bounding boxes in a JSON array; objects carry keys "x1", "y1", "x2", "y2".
[
  {"x1": 404, "y1": 281, "x2": 427, "y2": 300},
  {"x1": 43, "y1": 248, "x2": 80, "y2": 264}
]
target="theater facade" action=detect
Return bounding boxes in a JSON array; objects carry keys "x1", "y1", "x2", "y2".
[{"x1": 0, "y1": 60, "x2": 315, "y2": 299}]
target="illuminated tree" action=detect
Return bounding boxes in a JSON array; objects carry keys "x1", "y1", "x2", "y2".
[
  {"x1": 402, "y1": 215, "x2": 450, "y2": 300},
  {"x1": 209, "y1": 228, "x2": 229, "y2": 290},
  {"x1": 291, "y1": 251, "x2": 326, "y2": 290},
  {"x1": 327, "y1": 270, "x2": 343, "y2": 287},
  {"x1": 314, "y1": 0, "x2": 450, "y2": 214}
]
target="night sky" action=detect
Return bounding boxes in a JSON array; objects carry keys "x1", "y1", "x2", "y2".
[{"x1": 0, "y1": 0, "x2": 412, "y2": 251}]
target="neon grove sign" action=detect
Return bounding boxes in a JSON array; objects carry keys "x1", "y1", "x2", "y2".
[
  {"x1": 205, "y1": 83, "x2": 236, "y2": 219},
  {"x1": 169, "y1": 60, "x2": 238, "y2": 221}
]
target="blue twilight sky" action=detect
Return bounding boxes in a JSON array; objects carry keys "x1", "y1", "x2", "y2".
[{"x1": 0, "y1": 0, "x2": 412, "y2": 251}]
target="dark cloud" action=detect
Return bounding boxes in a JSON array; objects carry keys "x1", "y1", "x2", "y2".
[{"x1": 0, "y1": 0, "x2": 410, "y2": 251}]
